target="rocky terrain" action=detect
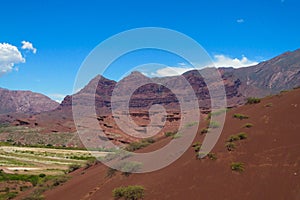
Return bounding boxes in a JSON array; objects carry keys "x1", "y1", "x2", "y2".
[{"x1": 44, "y1": 86, "x2": 300, "y2": 200}]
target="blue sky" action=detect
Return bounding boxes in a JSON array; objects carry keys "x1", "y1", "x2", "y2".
[{"x1": 0, "y1": 0, "x2": 299, "y2": 102}]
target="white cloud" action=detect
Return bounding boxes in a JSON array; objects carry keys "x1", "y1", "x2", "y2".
[
  {"x1": 212, "y1": 54, "x2": 258, "y2": 68},
  {"x1": 237, "y1": 19, "x2": 245, "y2": 23},
  {"x1": 21, "y1": 41, "x2": 37, "y2": 54},
  {"x1": 151, "y1": 66, "x2": 194, "y2": 77},
  {"x1": 0, "y1": 43, "x2": 25, "y2": 75},
  {"x1": 48, "y1": 94, "x2": 66, "y2": 103},
  {"x1": 141, "y1": 54, "x2": 259, "y2": 77}
]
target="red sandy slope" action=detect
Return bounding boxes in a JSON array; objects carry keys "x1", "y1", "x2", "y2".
[{"x1": 44, "y1": 89, "x2": 300, "y2": 200}]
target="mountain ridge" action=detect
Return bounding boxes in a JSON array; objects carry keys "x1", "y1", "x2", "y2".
[{"x1": 0, "y1": 87, "x2": 59, "y2": 114}]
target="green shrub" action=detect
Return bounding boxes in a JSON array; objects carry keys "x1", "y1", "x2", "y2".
[
  {"x1": 243, "y1": 123, "x2": 253, "y2": 128},
  {"x1": 113, "y1": 187, "x2": 125, "y2": 199},
  {"x1": 20, "y1": 185, "x2": 30, "y2": 191},
  {"x1": 231, "y1": 162, "x2": 245, "y2": 172},
  {"x1": 106, "y1": 167, "x2": 117, "y2": 178},
  {"x1": 38, "y1": 173, "x2": 46, "y2": 178},
  {"x1": 141, "y1": 137, "x2": 155, "y2": 144},
  {"x1": 225, "y1": 142, "x2": 236, "y2": 151},
  {"x1": 209, "y1": 121, "x2": 220, "y2": 128},
  {"x1": 246, "y1": 97, "x2": 261, "y2": 104},
  {"x1": 69, "y1": 155, "x2": 95, "y2": 160},
  {"x1": 227, "y1": 135, "x2": 240, "y2": 142},
  {"x1": 85, "y1": 157, "x2": 97, "y2": 169},
  {"x1": 68, "y1": 164, "x2": 81, "y2": 173},
  {"x1": 171, "y1": 132, "x2": 182, "y2": 139},
  {"x1": 207, "y1": 153, "x2": 217, "y2": 160},
  {"x1": 112, "y1": 185, "x2": 145, "y2": 200},
  {"x1": 227, "y1": 133, "x2": 247, "y2": 143},
  {"x1": 125, "y1": 141, "x2": 149, "y2": 152},
  {"x1": 192, "y1": 142, "x2": 201, "y2": 148},
  {"x1": 125, "y1": 142, "x2": 143, "y2": 152},
  {"x1": 200, "y1": 128, "x2": 209, "y2": 134},
  {"x1": 193, "y1": 145, "x2": 201, "y2": 152},
  {"x1": 164, "y1": 131, "x2": 176, "y2": 137},
  {"x1": 52, "y1": 176, "x2": 68, "y2": 187},
  {"x1": 237, "y1": 132, "x2": 248, "y2": 140},
  {"x1": 192, "y1": 142, "x2": 202, "y2": 152},
  {"x1": 233, "y1": 113, "x2": 249, "y2": 120}
]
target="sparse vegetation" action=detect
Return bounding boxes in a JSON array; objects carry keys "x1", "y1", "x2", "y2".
[
  {"x1": 84, "y1": 157, "x2": 97, "y2": 169},
  {"x1": 264, "y1": 103, "x2": 273, "y2": 107},
  {"x1": 225, "y1": 142, "x2": 236, "y2": 151},
  {"x1": 164, "y1": 131, "x2": 176, "y2": 137},
  {"x1": 227, "y1": 132, "x2": 248, "y2": 142},
  {"x1": 0, "y1": 126, "x2": 85, "y2": 149},
  {"x1": 237, "y1": 132, "x2": 248, "y2": 140},
  {"x1": 227, "y1": 135, "x2": 240, "y2": 142},
  {"x1": 231, "y1": 162, "x2": 245, "y2": 172},
  {"x1": 68, "y1": 164, "x2": 81, "y2": 173},
  {"x1": 233, "y1": 113, "x2": 249, "y2": 120},
  {"x1": 38, "y1": 173, "x2": 46, "y2": 178},
  {"x1": 246, "y1": 97, "x2": 261, "y2": 104},
  {"x1": 112, "y1": 185, "x2": 145, "y2": 200},
  {"x1": 172, "y1": 132, "x2": 182, "y2": 139},
  {"x1": 0, "y1": 170, "x2": 40, "y2": 186},
  {"x1": 51, "y1": 176, "x2": 68, "y2": 186},
  {"x1": 0, "y1": 191, "x2": 18, "y2": 199},
  {"x1": 209, "y1": 121, "x2": 220, "y2": 128},
  {"x1": 119, "y1": 162, "x2": 142, "y2": 177},
  {"x1": 101, "y1": 151, "x2": 132, "y2": 162},
  {"x1": 141, "y1": 137, "x2": 155, "y2": 144},
  {"x1": 207, "y1": 153, "x2": 217, "y2": 160},
  {"x1": 0, "y1": 169, "x2": 69, "y2": 199},
  {"x1": 185, "y1": 121, "x2": 198, "y2": 128},
  {"x1": 124, "y1": 138, "x2": 156, "y2": 152},
  {"x1": 192, "y1": 142, "x2": 202, "y2": 152},
  {"x1": 243, "y1": 123, "x2": 253, "y2": 128},
  {"x1": 206, "y1": 108, "x2": 228, "y2": 120},
  {"x1": 106, "y1": 167, "x2": 117, "y2": 178},
  {"x1": 200, "y1": 128, "x2": 209, "y2": 134}
]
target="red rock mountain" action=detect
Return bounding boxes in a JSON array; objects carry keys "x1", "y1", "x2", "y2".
[
  {"x1": 3, "y1": 48, "x2": 299, "y2": 135},
  {"x1": 58, "y1": 48, "x2": 300, "y2": 114}
]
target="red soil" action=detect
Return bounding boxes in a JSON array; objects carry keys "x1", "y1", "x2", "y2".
[{"x1": 44, "y1": 89, "x2": 300, "y2": 200}]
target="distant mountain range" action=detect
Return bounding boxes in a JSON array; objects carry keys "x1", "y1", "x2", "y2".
[
  {"x1": 58, "y1": 48, "x2": 300, "y2": 114},
  {"x1": 0, "y1": 88, "x2": 58, "y2": 114},
  {"x1": 1, "y1": 48, "x2": 300, "y2": 116}
]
